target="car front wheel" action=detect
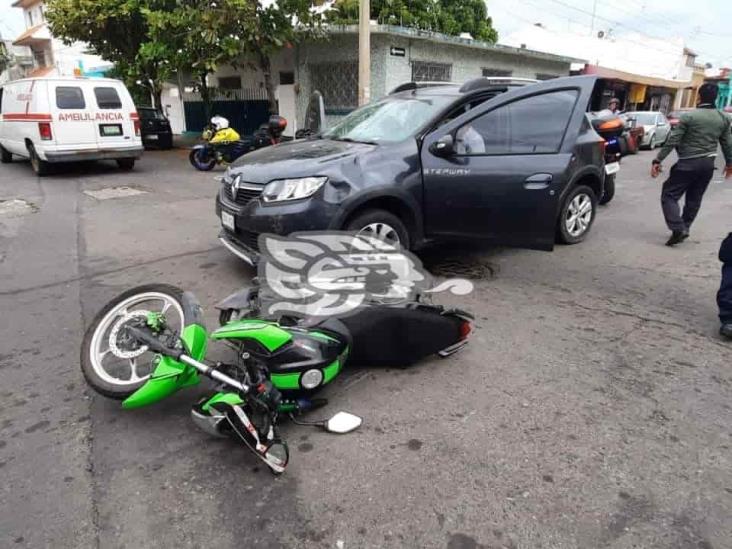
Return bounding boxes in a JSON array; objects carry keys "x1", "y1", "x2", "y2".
[
  {"x1": 557, "y1": 185, "x2": 597, "y2": 244},
  {"x1": 345, "y1": 209, "x2": 410, "y2": 249}
]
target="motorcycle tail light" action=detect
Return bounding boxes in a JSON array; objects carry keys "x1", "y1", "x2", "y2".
[
  {"x1": 38, "y1": 122, "x2": 52, "y2": 141},
  {"x1": 459, "y1": 321, "x2": 472, "y2": 340}
]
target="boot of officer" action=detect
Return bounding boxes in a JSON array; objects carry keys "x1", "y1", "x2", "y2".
[{"x1": 719, "y1": 233, "x2": 732, "y2": 339}]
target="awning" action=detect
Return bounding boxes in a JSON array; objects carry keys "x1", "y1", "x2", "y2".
[{"x1": 584, "y1": 64, "x2": 690, "y2": 90}]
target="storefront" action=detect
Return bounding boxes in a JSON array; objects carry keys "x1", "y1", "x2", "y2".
[{"x1": 583, "y1": 65, "x2": 688, "y2": 113}]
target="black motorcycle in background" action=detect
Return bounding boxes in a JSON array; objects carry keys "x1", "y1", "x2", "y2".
[{"x1": 189, "y1": 115, "x2": 288, "y2": 171}]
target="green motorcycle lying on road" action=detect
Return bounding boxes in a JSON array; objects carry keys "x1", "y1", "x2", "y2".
[{"x1": 81, "y1": 283, "x2": 472, "y2": 474}]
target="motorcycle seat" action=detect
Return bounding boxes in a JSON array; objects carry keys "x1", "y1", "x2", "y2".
[{"x1": 330, "y1": 305, "x2": 462, "y2": 367}]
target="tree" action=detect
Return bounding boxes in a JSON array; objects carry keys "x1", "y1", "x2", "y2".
[
  {"x1": 145, "y1": 0, "x2": 323, "y2": 115},
  {"x1": 142, "y1": 0, "x2": 255, "y2": 119},
  {"x1": 327, "y1": 0, "x2": 498, "y2": 43},
  {"x1": 45, "y1": 0, "x2": 173, "y2": 107},
  {"x1": 0, "y1": 46, "x2": 10, "y2": 75}
]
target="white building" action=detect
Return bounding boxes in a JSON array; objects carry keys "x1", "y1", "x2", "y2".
[
  {"x1": 10, "y1": 0, "x2": 112, "y2": 79},
  {"x1": 0, "y1": 38, "x2": 34, "y2": 84}
]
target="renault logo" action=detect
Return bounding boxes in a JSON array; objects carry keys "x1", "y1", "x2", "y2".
[{"x1": 230, "y1": 175, "x2": 242, "y2": 200}]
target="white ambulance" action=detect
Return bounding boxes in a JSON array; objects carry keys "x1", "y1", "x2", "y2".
[{"x1": 0, "y1": 77, "x2": 143, "y2": 175}]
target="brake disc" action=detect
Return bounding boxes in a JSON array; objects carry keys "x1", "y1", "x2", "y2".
[{"x1": 108, "y1": 310, "x2": 151, "y2": 359}]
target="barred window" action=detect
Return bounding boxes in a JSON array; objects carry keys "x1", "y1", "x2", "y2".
[
  {"x1": 482, "y1": 68, "x2": 513, "y2": 77},
  {"x1": 411, "y1": 61, "x2": 452, "y2": 82},
  {"x1": 310, "y1": 62, "x2": 358, "y2": 114}
]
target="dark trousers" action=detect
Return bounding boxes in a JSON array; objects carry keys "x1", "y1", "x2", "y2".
[
  {"x1": 719, "y1": 233, "x2": 732, "y2": 323},
  {"x1": 661, "y1": 157, "x2": 716, "y2": 232}
]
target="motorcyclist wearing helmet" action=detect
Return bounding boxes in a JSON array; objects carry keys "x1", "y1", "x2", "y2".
[{"x1": 208, "y1": 116, "x2": 241, "y2": 144}]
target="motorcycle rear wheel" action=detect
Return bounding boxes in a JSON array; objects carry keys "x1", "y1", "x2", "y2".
[
  {"x1": 189, "y1": 149, "x2": 216, "y2": 171},
  {"x1": 80, "y1": 284, "x2": 186, "y2": 399}
]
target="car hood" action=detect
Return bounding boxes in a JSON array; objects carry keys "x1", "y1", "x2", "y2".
[{"x1": 228, "y1": 138, "x2": 377, "y2": 184}]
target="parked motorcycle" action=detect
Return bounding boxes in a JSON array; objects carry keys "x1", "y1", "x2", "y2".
[
  {"x1": 80, "y1": 283, "x2": 472, "y2": 474},
  {"x1": 590, "y1": 110, "x2": 626, "y2": 206},
  {"x1": 189, "y1": 115, "x2": 288, "y2": 171}
]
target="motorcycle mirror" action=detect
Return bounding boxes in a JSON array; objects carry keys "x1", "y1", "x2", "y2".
[{"x1": 325, "y1": 411, "x2": 362, "y2": 434}]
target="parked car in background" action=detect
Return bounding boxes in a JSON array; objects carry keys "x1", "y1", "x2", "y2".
[
  {"x1": 139, "y1": 107, "x2": 173, "y2": 149},
  {"x1": 623, "y1": 111, "x2": 671, "y2": 149},
  {"x1": 216, "y1": 75, "x2": 611, "y2": 263},
  {"x1": 0, "y1": 77, "x2": 142, "y2": 175}
]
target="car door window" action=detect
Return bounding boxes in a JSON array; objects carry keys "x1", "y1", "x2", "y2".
[
  {"x1": 56, "y1": 86, "x2": 86, "y2": 109},
  {"x1": 455, "y1": 89, "x2": 579, "y2": 155}
]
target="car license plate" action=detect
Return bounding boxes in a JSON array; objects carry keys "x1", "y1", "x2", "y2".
[
  {"x1": 100, "y1": 124, "x2": 123, "y2": 137},
  {"x1": 221, "y1": 210, "x2": 235, "y2": 231},
  {"x1": 605, "y1": 162, "x2": 620, "y2": 175},
  {"x1": 146, "y1": 134, "x2": 159, "y2": 140}
]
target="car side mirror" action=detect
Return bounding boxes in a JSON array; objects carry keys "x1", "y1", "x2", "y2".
[{"x1": 430, "y1": 134, "x2": 455, "y2": 157}]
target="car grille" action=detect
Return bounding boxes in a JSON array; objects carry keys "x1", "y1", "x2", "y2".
[
  {"x1": 222, "y1": 183, "x2": 262, "y2": 207},
  {"x1": 233, "y1": 229, "x2": 261, "y2": 252}
]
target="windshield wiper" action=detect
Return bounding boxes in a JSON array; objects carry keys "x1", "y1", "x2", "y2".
[{"x1": 330, "y1": 136, "x2": 379, "y2": 145}]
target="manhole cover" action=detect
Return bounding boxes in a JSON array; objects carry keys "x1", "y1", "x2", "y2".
[
  {"x1": 84, "y1": 186, "x2": 148, "y2": 200},
  {"x1": 426, "y1": 258, "x2": 495, "y2": 279},
  {"x1": 0, "y1": 199, "x2": 37, "y2": 217}
]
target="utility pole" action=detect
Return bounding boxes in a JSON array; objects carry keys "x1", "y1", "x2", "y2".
[
  {"x1": 358, "y1": 0, "x2": 370, "y2": 106},
  {"x1": 590, "y1": 0, "x2": 597, "y2": 36}
]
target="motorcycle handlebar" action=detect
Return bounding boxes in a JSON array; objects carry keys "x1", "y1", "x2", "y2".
[
  {"x1": 127, "y1": 327, "x2": 182, "y2": 359},
  {"x1": 127, "y1": 328, "x2": 250, "y2": 394}
]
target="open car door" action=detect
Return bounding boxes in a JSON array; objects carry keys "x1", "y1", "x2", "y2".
[
  {"x1": 296, "y1": 91, "x2": 326, "y2": 138},
  {"x1": 420, "y1": 75, "x2": 598, "y2": 251}
]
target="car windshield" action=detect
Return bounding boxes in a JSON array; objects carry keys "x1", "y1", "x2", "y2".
[
  {"x1": 140, "y1": 109, "x2": 165, "y2": 120},
  {"x1": 323, "y1": 95, "x2": 454, "y2": 144},
  {"x1": 628, "y1": 113, "x2": 657, "y2": 125}
]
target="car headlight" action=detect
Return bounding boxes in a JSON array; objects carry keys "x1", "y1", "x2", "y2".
[
  {"x1": 262, "y1": 177, "x2": 327, "y2": 203},
  {"x1": 300, "y1": 369, "x2": 324, "y2": 389}
]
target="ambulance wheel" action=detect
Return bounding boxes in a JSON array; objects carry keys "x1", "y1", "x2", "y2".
[
  {"x1": 0, "y1": 144, "x2": 11, "y2": 163},
  {"x1": 117, "y1": 158, "x2": 135, "y2": 171},
  {"x1": 28, "y1": 144, "x2": 49, "y2": 176}
]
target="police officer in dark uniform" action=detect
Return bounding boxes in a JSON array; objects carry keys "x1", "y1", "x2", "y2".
[
  {"x1": 719, "y1": 233, "x2": 732, "y2": 339},
  {"x1": 651, "y1": 83, "x2": 732, "y2": 246}
]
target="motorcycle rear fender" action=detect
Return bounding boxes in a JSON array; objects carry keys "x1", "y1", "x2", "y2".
[{"x1": 122, "y1": 322, "x2": 208, "y2": 409}]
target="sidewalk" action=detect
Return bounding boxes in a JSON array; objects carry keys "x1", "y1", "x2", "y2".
[{"x1": 173, "y1": 132, "x2": 201, "y2": 149}]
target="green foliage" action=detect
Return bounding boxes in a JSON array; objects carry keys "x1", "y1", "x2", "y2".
[
  {"x1": 0, "y1": 47, "x2": 10, "y2": 75},
  {"x1": 46, "y1": 0, "x2": 324, "y2": 115},
  {"x1": 327, "y1": 0, "x2": 498, "y2": 43},
  {"x1": 45, "y1": 0, "x2": 173, "y2": 105}
]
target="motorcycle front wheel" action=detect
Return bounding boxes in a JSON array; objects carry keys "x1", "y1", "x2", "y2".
[
  {"x1": 189, "y1": 148, "x2": 216, "y2": 171},
  {"x1": 80, "y1": 284, "x2": 186, "y2": 399}
]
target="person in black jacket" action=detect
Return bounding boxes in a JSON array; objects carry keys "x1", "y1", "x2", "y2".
[{"x1": 719, "y1": 233, "x2": 732, "y2": 339}]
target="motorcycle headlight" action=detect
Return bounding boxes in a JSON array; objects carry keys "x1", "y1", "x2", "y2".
[
  {"x1": 262, "y1": 177, "x2": 327, "y2": 203},
  {"x1": 300, "y1": 369, "x2": 324, "y2": 390}
]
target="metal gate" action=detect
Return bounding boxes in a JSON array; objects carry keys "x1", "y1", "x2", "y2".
[{"x1": 183, "y1": 88, "x2": 270, "y2": 134}]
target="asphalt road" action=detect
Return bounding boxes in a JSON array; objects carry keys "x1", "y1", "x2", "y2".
[{"x1": 0, "y1": 147, "x2": 730, "y2": 549}]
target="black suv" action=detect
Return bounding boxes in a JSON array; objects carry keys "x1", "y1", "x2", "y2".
[{"x1": 216, "y1": 75, "x2": 606, "y2": 263}]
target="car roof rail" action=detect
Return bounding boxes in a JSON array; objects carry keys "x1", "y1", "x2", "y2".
[
  {"x1": 389, "y1": 81, "x2": 458, "y2": 94},
  {"x1": 458, "y1": 77, "x2": 539, "y2": 93}
]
